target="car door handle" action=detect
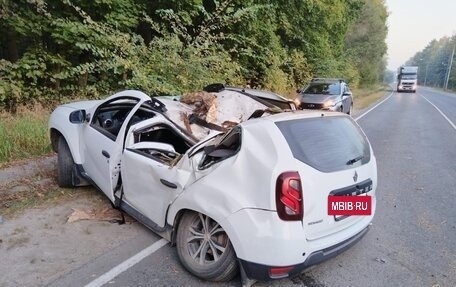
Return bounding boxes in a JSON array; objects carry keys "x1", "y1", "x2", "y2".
[
  {"x1": 102, "y1": 150, "x2": 110, "y2": 159},
  {"x1": 160, "y1": 179, "x2": 177, "y2": 189}
]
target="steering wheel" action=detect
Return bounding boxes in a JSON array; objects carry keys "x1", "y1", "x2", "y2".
[{"x1": 102, "y1": 118, "x2": 113, "y2": 129}]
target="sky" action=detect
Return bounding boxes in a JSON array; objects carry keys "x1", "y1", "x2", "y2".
[{"x1": 385, "y1": 0, "x2": 456, "y2": 71}]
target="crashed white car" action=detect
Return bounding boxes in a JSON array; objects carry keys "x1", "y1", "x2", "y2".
[{"x1": 49, "y1": 84, "x2": 377, "y2": 284}]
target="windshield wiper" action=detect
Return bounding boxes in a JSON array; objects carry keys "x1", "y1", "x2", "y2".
[{"x1": 346, "y1": 155, "x2": 364, "y2": 165}]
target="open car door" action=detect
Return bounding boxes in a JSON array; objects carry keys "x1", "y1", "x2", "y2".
[{"x1": 81, "y1": 91, "x2": 151, "y2": 201}]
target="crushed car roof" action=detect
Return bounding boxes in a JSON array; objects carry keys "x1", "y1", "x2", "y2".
[{"x1": 155, "y1": 87, "x2": 294, "y2": 140}]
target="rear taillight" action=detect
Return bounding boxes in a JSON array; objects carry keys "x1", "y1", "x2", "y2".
[{"x1": 276, "y1": 171, "x2": 303, "y2": 221}]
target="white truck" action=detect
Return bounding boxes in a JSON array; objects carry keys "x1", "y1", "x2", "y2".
[{"x1": 397, "y1": 66, "x2": 418, "y2": 93}]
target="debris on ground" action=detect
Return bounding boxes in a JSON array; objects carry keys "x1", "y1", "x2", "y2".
[
  {"x1": 0, "y1": 195, "x2": 143, "y2": 287},
  {"x1": 375, "y1": 257, "x2": 387, "y2": 264},
  {"x1": 67, "y1": 205, "x2": 134, "y2": 223}
]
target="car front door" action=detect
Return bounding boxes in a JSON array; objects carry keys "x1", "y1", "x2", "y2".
[{"x1": 82, "y1": 93, "x2": 148, "y2": 201}]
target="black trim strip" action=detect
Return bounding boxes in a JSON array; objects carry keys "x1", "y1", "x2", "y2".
[
  {"x1": 329, "y1": 178, "x2": 373, "y2": 196},
  {"x1": 75, "y1": 164, "x2": 102, "y2": 191},
  {"x1": 118, "y1": 199, "x2": 168, "y2": 234}
]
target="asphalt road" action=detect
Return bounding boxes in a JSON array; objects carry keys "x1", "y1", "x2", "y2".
[{"x1": 48, "y1": 87, "x2": 456, "y2": 287}]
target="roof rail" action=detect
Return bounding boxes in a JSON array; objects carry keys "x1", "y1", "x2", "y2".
[
  {"x1": 203, "y1": 83, "x2": 225, "y2": 93},
  {"x1": 311, "y1": 78, "x2": 345, "y2": 83}
]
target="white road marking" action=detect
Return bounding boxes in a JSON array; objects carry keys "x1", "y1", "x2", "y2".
[
  {"x1": 355, "y1": 90, "x2": 394, "y2": 121},
  {"x1": 421, "y1": 95, "x2": 456, "y2": 131},
  {"x1": 84, "y1": 238, "x2": 168, "y2": 287}
]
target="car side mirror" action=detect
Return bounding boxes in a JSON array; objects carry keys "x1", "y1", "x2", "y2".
[{"x1": 69, "y1": 110, "x2": 87, "y2": 124}]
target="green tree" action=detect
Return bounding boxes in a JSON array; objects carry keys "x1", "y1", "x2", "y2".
[
  {"x1": 407, "y1": 36, "x2": 455, "y2": 89},
  {"x1": 0, "y1": 0, "x2": 390, "y2": 110},
  {"x1": 344, "y1": 0, "x2": 388, "y2": 87}
]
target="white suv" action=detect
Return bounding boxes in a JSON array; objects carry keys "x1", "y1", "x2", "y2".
[{"x1": 49, "y1": 87, "x2": 376, "y2": 284}]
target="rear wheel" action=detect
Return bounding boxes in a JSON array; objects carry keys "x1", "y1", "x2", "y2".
[
  {"x1": 57, "y1": 136, "x2": 74, "y2": 187},
  {"x1": 176, "y1": 212, "x2": 238, "y2": 281}
]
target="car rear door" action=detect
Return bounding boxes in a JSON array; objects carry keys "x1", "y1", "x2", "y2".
[{"x1": 120, "y1": 123, "x2": 192, "y2": 227}]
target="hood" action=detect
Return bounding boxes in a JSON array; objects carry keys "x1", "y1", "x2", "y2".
[{"x1": 299, "y1": 94, "x2": 339, "y2": 104}]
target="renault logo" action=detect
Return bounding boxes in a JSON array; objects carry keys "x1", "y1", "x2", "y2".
[{"x1": 353, "y1": 171, "x2": 358, "y2": 182}]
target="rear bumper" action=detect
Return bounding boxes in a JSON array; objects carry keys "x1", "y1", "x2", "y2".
[{"x1": 239, "y1": 226, "x2": 369, "y2": 281}]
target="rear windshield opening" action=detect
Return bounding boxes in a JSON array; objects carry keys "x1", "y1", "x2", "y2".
[{"x1": 276, "y1": 116, "x2": 371, "y2": 172}]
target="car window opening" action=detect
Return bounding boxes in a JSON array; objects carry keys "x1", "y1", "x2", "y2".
[
  {"x1": 133, "y1": 147, "x2": 181, "y2": 166},
  {"x1": 134, "y1": 125, "x2": 193, "y2": 154},
  {"x1": 91, "y1": 98, "x2": 140, "y2": 140},
  {"x1": 199, "y1": 127, "x2": 242, "y2": 169}
]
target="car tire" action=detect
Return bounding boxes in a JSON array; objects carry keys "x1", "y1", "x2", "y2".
[
  {"x1": 57, "y1": 136, "x2": 74, "y2": 188},
  {"x1": 338, "y1": 106, "x2": 344, "y2": 113},
  {"x1": 176, "y1": 211, "x2": 238, "y2": 281}
]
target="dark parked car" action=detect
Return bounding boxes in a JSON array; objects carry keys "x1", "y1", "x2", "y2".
[{"x1": 295, "y1": 78, "x2": 353, "y2": 115}]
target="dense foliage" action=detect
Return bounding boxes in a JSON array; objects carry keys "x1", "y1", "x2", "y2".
[
  {"x1": 406, "y1": 35, "x2": 456, "y2": 90},
  {"x1": 0, "y1": 0, "x2": 388, "y2": 111}
]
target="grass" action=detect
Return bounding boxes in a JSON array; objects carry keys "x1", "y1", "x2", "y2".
[
  {"x1": 352, "y1": 84, "x2": 392, "y2": 111},
  {"x1": 0, "y1": 105, "x2": 52, "y2": 166},
  {"x1": 1, "y1": 188, "x2": 63, "y2": 216}
]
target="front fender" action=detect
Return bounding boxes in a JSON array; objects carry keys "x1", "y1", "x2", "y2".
[{"x1": 49, "y1": 106, "x2": 85, "y2": 164}]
